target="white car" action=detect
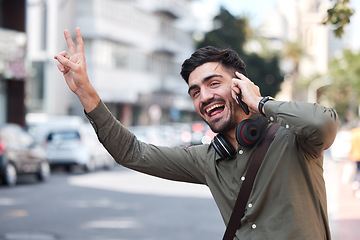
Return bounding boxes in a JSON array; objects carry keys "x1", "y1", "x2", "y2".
[{"x1": 44, "y1": 124, "x2": 115, "y2": 172}]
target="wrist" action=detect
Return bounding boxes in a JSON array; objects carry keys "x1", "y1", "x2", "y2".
[
  {"x1": 76, "y1": 85, "x2": 101, "y2": 113},
  {"x1": 258, "y1": 96, "x2": 275, "y2": 117}
]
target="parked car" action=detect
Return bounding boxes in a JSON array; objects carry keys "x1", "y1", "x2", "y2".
[
  {"x1": 43, "y1": 124, "x2": 115, "y2": 172},
  {"x1": 0, "y1": 124, "x2": 50, "y2": 186}
]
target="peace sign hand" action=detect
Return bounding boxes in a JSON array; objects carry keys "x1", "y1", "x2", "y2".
[
  {"x1": 54, "y1": 27, "x2": 87, "y2": 93},
  {"x1": 54, "y1": 27, "x2": 100, "y2": 112}
]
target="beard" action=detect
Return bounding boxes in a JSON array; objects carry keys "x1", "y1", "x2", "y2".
[{"x1": 202, "y1": 99, "x2": 240, "y2": 134}]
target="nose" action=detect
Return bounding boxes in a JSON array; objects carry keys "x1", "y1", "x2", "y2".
[{"x1": 200, "y1": 88, "x2": 214, "y2": 103}]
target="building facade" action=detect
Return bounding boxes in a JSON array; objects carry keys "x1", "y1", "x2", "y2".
[
  {"x1": 0, "y1": 0, "x2": 27, "y2": 126},
  {"x1": 259, "y1": 0, "x2": 346, "y2": 102},
  {"x1": 26, "y1": 0, "x2": 197, "y2": 126}
]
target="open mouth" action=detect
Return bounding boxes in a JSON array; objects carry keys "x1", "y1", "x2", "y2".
[{"x1": 205, "y1": 103, "x2": 225, "y2": 117}]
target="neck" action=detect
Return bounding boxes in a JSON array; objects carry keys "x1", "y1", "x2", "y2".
[
  {"x1": 224, "y1": 129, "x2": 238, "y2": 150},
  {"x1": 221, "y1": 113, "x2": 255, "y2": 149}
]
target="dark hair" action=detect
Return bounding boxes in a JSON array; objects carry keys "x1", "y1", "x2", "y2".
[{"x1": 180, "y1": 46, "x2": 248, "y2": 84}]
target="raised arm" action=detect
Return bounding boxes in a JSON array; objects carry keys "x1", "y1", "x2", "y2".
[{"x1": 54, "y1": 27, "x2": 100, "y2": 112}]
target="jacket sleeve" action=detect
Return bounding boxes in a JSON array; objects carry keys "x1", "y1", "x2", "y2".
[
  {"x1": 264, "y1": 101, "x2": 339, "y2": 157},
  {"x1": 85, "y1": 101, "x2": 207, "y2": 184}
]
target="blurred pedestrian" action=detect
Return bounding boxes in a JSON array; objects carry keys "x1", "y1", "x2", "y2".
[
  {"x1": 54, "y1": 28, "x2": 339, "y2": 240},
  {"x1": 349, "y1": 125, "x2": 360, "y2": 196}
]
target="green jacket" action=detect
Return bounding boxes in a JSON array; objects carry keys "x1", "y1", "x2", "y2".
[{"x1": 86, "y1": 100, "x2": 339, "y2": 240}]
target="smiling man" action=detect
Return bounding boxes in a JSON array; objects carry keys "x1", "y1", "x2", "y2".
[{"x1": 55, "y1": 28, "x2": 339, "y2": 239}]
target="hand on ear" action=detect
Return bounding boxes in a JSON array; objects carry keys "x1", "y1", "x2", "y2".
[{"x1": 231, "y1": 72, "x2": 263, "y2": 114}]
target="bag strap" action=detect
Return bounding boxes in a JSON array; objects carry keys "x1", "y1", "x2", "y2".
[{"x1": 222, "y1": 123, "x2": 280, "y2": 240}]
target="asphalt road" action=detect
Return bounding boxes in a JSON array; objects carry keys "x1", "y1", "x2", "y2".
[
  {"x1": 0, "y1": 166, "x2": 224, "y2": 240},
  {"x1": 2, "y1": 153, "x2": 356, "y2": 240}
]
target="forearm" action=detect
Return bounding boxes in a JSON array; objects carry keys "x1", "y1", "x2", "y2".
[
  {"x1": 85, "y1": 101, "x2": 207, "y2": 184},
  {"x1": 264, "y1": 101, "x2": 339, "y2": 151},
  {"x1": 76, "y1": 84, "x2": 101, "y2": 113}
]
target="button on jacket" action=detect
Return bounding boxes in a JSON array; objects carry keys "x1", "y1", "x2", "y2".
[{"x1": 86, "y1": 100, "x2": 339, "y2": 240}]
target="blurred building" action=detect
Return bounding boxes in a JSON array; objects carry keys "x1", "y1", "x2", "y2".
[
  {"x1": 26, "y1": 0, "x2": 197, "y2": 126},
  {"x1": 0, "y1": 0, "x2": 27, "y2": 126},
  {"x1": 259, "y1": 0, "x2": 346, "y2": 102}
]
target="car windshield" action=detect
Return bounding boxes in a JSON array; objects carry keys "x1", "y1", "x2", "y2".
[{"x1": 47, "y1": 131, "x2": 80, "y2": 142}]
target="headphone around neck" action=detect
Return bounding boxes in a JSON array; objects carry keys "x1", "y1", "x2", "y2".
[{"x1": 211, "y1": 116, "x2": 268, "y2": 158}]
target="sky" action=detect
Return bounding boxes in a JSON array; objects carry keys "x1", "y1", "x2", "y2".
[
  {"x1": 192, "y1": 0, "x2": 277, "y2": 31},
  {"x1": 205, "y1": 0, "x2": 277, "y2": 25}
]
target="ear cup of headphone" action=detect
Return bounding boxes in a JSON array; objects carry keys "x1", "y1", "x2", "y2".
[
  {"x1": 211, "y1": 116, "x2": 268, "y2": 157},
  {"x1": 236, "y1": 117, "x2": 268, "y2": 148},
  {"x1": 212, "y1": 134, "x2": 236, "y2": 158},
  {"x1": 236, "y1": 120, "x2": 260, "y2": 148}
]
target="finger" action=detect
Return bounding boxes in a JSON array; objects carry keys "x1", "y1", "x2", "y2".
[
  {"x1": 75, "y1": 27, "x2": 84, "y2": 54},
  {"x1": 232, "y1": 78, "x2": 241, "y2": 92},
  {"x1": 56, "y1": 62, "x2": 67, "y2": 73},
  {"x1": 55, "y1": 58, "x2": 71, "y2": 74},
  {"x1": 54, "y1": 55, "x2": 70, "y2": 73},
  {"x1": 235, "y1": 71, "x2": 249, "y2": 81},
  {"x1": 231, "y1": 80, "x2": 240, "y2": 102},
  {"x1": 55, "y1": 54, "x2": 76, "y2": 69},
  {"x1": 231, "y1": 78, "x2": 241, "y2": 90},
  {"x1": 64, "y1": 29, "x2": 76, "y2": 55},
  {"x1": 57, "y1": 51, "x2": 70, "y2": 59}
]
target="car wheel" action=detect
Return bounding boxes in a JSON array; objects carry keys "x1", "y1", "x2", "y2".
[
  {"x1": 3, "y1": 163, "x2": 17, "y2": 187},
  {"x1": 65, "y1": 165, "x2": 73, "y2": 173},
  {"x1": 103, "y1": 159, "x2": 114, "y2": 170},
  {"x1": 37, "y1": 161, "x2": 51, "y2": 182},
  {"x1": 84, "y1": 158, "x2": 96, "y2": 172}
]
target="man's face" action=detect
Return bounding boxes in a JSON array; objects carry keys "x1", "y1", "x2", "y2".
[{"x1": 188, "y1": 62, "x2": 242, "y2": 133}]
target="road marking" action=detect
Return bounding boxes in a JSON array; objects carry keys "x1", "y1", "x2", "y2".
[
  {"x1": 69, "y1": 170, "x2": 212, "y2": 199},
  {"x1": 82, "y1": 217, "x2": 140, "y2": 229}
]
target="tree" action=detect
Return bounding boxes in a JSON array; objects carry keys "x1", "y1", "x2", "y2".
[
  {"x1": 197, "y1": 7, "x2": 250, "y2": 56},
  {"x1": 197, "y1": 7, "x2": 283, "y2": 97},
  {"x1": 325, "y1": 50, "x2": 360, "y2": 118},
  {"x1": 323, "y1": 0, "x2": 355, "y2": 37}
]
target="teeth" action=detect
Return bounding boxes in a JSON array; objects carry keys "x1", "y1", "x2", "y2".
[{"x1": 206, "y1": 104, "x2": 223, "y2": 113}]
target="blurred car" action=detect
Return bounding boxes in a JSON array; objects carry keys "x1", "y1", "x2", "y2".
[
  {"x1": 180, "y1": 121, "x2": 215, "y2": 146},
  {"x1": 0, "y1": 124, "x2": 50, "y2": 187},
  {"x1": 129, "y1": 121, "x2": 215, "y2": 147},
  {"x1": 43, "y1": 124, "x2": 115, "y2": 172},
  {"x1": 129, "y1": 125, "x2": 180, "y2": 147}
]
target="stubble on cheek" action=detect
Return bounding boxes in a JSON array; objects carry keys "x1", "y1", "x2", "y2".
[{"x1": 207, "y1": 100, "x2": 238, "y2": 133}]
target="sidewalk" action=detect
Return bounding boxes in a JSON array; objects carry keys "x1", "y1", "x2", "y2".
[{"x1": 325, "y1": 159, "x2": 360, "y2": 240}]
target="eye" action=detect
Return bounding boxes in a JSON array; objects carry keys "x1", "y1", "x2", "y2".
[
  {"x1": 192, "y1": 90, "x2": 200, "y2": 98},
  {"x1": 210, "y1": 81, "x2": 220, "y2": 87}
]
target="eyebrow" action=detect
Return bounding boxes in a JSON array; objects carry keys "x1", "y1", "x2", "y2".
[{"x1": 187, "y1": 74, "x2": 222, "y2": 95}]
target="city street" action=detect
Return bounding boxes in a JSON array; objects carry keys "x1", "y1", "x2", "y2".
[
  {"x1": 0, "y1": 166, "x2": 224, "y2": 240},
  {"x1": 0, "y1": 154, "x2": 359, "y2": 240},
  {"x1": 325, "y1": 157, "x2": 360, "y2": 240},
  {"x1": 1, "y1": 0, "x2": 360, "y2": 239}
]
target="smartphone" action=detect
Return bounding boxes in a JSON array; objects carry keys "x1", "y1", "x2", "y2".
[{"x1": 236, "y1": 94, "x2": 250, "y2": 115}]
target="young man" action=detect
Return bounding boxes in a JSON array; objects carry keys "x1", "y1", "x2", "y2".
[{"x1": 55, "y1": 28, "x2": 338, "y2": 239}]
